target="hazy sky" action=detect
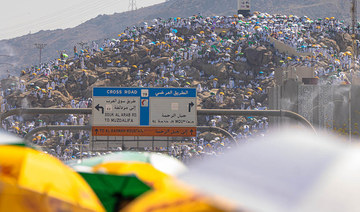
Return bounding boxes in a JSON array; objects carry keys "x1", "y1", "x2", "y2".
[{"x1": 0, "y1": 0, "x2": 165, "y2": 40}]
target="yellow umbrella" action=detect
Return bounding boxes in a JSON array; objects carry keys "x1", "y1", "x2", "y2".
[
  {"x1": 122, "y1": 180, "x2": 236, "y2": 212},
  {"x1": 254, "y1": 26, "x2": 260, "y2": 30},
  {"x1": 257, "y1": 87, "x2": 263, "y2": 91},
  {"x1": 0, "y1": 146, "x2": 105, "y2": 212},
  {"x1": 92, "y1": 162, "x2": 172, "y2": 191},
  {"x1": 132, "y1": 65, "x2": 138, "y2": 68},
  {"x1": 105, "y1": 72, "x2": 110, "y2": 75},
  {"x1": 106, "y1": 60, "x2": 112, "y2": 63},
  {"x1": 48, "y1": 87, "x2": 53, "y2": 90},
  {"x1": 346, "y1": 51, "x2": 352, "y2": 56},
  {"x1": 115, "y1": 60, "x2": 121, "y2": 63}
]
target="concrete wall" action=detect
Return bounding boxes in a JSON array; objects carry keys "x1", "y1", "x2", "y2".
[
  {"x1": 269, "y1": 36, "x2": 313, "y2": 57},
  {"x1": 275, "y1": 66, "x2": 315, "y2": 86}
]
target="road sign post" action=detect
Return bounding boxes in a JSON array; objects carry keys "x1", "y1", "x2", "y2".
[{"x1": 92, "y1": 87, "x2": 197, "y2": 137}]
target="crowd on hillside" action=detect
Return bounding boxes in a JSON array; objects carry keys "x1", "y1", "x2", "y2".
[{"x1": 0, "y1": 11, "x2": 357, "y2": 161}]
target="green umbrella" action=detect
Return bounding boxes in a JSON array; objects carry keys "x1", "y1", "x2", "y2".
[
  {"x1": 211, "y1": 45, "x2": 220, "y2": 52},
  {"x1": 70, "y1": 152, "x2": 187, "y2": 211},
  {"x1": 79, "y1": 171, "x2": 151, "y2": 212}
]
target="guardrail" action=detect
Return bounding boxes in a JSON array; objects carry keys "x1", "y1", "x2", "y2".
[{"x1": 2, "y1": 108, "x2": 316, "y2": 143}]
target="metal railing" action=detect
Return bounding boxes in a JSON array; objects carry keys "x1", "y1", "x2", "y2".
[{"x1": 2, "y1": 108, "x2": 316, "y2": 144}]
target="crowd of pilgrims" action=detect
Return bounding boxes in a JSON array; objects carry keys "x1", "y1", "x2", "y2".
[{"x1": 1, "y1": 11, "x2": 357, "y2": 161}]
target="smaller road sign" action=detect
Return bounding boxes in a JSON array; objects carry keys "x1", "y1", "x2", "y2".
[{"x1": 92, "y1": 126, "x2": 196, "y2": 137}]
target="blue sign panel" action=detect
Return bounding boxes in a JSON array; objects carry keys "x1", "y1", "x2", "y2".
[{"x1": 93, "y1": 87, "x2": 197, "y2": 127}]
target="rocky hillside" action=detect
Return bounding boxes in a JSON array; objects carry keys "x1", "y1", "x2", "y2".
[
  {"x1": 0, "y1": 0, "x2": 357, "y2": 76},
  {"x1": 0, "y1": 12, "x2": 356, "y2": 156}
]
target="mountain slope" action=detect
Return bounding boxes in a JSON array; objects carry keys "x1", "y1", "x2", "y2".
[{"x1": 0, "y1": 0, "x2": 355, "y2": 75}]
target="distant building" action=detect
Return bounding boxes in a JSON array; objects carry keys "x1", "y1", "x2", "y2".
[
  {"x1": 237, "y1": 0, "x2": 251, "y2": 17},
  {"x1": 269, "y1": 81, "x2": 360, "y2": 139}
]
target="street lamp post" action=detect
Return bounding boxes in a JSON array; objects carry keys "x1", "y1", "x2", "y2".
[{"x1": 34, "y1": 43, "x2": 47, "y2": 64}]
